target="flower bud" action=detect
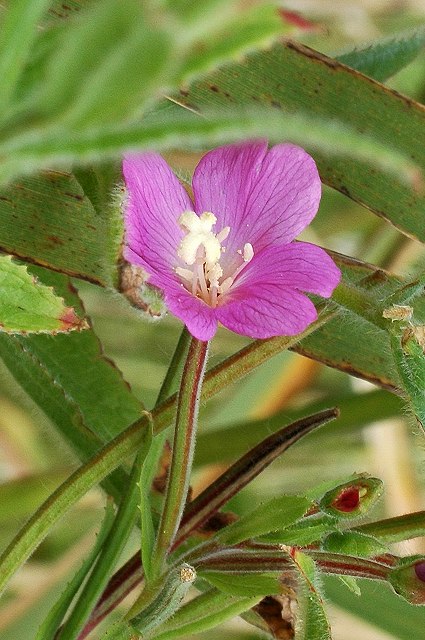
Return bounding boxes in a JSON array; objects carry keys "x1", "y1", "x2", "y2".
[
  {"x1": 389, "y1": 557, "x2": 425, "y2": 605},
  {"x1": 319, "y1": 476, "x2": 383, "y2": 519}
]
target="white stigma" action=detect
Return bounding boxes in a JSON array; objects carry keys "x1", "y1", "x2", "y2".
[
  {"x1": 175, "y1": 210, "x2": 254, "y2": 307},
  {"x1": 178, "y1": 211, "x2": 221, "y2": 267}
]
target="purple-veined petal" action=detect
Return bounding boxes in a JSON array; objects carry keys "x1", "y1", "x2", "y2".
[
  {"x1": 154, "y1": 275, "x2": 218, "y2": 341},
  {"x1": 217, "y1": 285, "x2": 318, "y2": 338},
  {"x1": 123, "y1": 153, "x2": 192, "y2": 277},
  {"x1": 232, "y1": 242, "x2": 341, "y2": 297},
  {"x1": 215, "y1": 242, "x2": 340, "y2": 339},
  {"x1": 192, "y1": 141, "x2": 321, "y2": 261}
]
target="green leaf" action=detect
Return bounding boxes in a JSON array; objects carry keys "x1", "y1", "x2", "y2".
[
  {"x1": 35, "y1": 501, "x2": 116, "y2": 640},
  {"x1": 178, "y1": 3, "x2": 287, "y2": 82},
  {"x1": 200, "y1": 572, "x2": 281, "y2": 597},
  {"x1": 0, "y1": 411, "x2": 151, "y2": 598},
  {"x1": 336, "y1": 27, "x2": 425, "y2": 82},
  {"x1": 37, "y1": 0, "x2": 171, "y2": 127},
  {"x1": 0, "y1": 268, "x2": 142, "y2": 470},
  {"x1": 291, "y1": 550, "x2": 331, "y2": 640},
  {"x1": 322, "y1": 531, "x2": 387, "y2": 557},
  {"x1": 169, "y1": 40, "x2": 425, "y2": 243},
  {"x1": 259, "y1": 515, "x2": 338, "y2": 547},
  {"x1": 0, "y1": 170, "x2": 122, "y2": 287},
  {"x1": 217, "y1": 495, "x2": 311, "y2": 545},
  {"x1": 58, "y1": 445, "x2": 152, "y2": 640},
  {"x1": 0, "y1": 0, "x2": 52, "y2": 109},
  {"x1": 139, "y1": 433, "x2": 166, "y2": 582},
  {"x1": 0, "y1": 255, "x2": 87, "y2": 333},
  {"x1": 153, "y1": 589, "x2": 260, "y2": 640},
  {"x1": 337, "y1": 575, "x2": 361, "y2": 597},
  {"x1": 0, "y1": 103, "x2": 419, "y2": 190}
]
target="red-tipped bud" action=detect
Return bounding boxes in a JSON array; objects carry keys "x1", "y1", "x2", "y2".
[
  {"x1": 389, "y1": 557, "x2": 425, "y2": 605},
  {"x1": 319, "y1": 477, "x2": 383, "y2": 519}
]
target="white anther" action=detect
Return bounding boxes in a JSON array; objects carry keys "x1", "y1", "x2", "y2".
[
  {"x1": 175, "y1": 210, "x2": 254, "y2": 307},
  {"x1": 243, "y1": 243, "x2": 254, "y2": 262},
  {"x1": 206, "y1": 263, "x2": 223, "y2": 289}
]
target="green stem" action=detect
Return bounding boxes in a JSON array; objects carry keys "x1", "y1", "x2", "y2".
[
  {"x1": 156, "y1": 327, "x2": 191, "y2": 405},
  {"x1": 356, "y1": 510, "x2": 425, "y2": 544},
  {"x1": 57, "y1": 444, "x2": 152, "y2": 640},
  {"x1": 0, "y1": 309, "x2": 332, "y2": 597},
  {"x1": 141, "y1": 326, "x2": 192, "y2": 581},
  {"x1": 151, "y1": 338, "x2": 209, "y2": 577},
  {"x1": 194, "y1": 547, "x2": 392, "y2": 581}
]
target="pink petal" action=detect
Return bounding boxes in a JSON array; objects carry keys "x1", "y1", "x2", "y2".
[
  {"x1": 217, "y1": 285, "x2": 318, "y2": 339},
  {"x1": 192, "y1": 141, "x2": 321, "y2": 260},
  {"x1": 155, "y1": 275, "x2": 218, "y2": 341},
  {"x1": 233, "y1": 242, "x2": 341, "y2": 297},
  {"x1": 123, "y1": 153, "x2": 192, "y2": 277},
  {"x1": 216, "y1": 242, "x2": 340, "y2": 339}
]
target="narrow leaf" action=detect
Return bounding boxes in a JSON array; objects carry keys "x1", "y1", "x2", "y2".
[
  {"x1": 154, "y1": 589, "x2": 260, "y2": 640},
  {"x1": 201, "y1": 572, "x2": 281, "y2": 597},
  {"x1": 37, "y1": 0, "x2": 171, "y2": 127},
  {"x1": 35, "y1": 501, "x2": 116, "y2": 640},
  {"x1": 0, "y1": 0, "x2": 52, "y2": 109},
  {"x1": 336, "y1": 27, "x2": 425, "y2": 82},
  {"x1": 0, "y1": 170, "x2": 122, "y2": 287},
  {"x1": 217, "y1": 495, "x2": 311, "y2": 545}
]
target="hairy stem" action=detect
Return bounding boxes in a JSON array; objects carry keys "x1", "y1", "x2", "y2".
[{"x1": 151, "y1": 337, "x2": 209, "y2": 577}]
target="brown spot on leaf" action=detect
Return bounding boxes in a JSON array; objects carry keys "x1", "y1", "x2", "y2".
[
  {"x1": 209, "y1": 85, "x2": 219, "y2": 93},
  {"x1": 64, "y1": 191, "x2": 84, "y2": 201},
  {"x1": 59, "y1": 307, "x2": 89, "y2": 332},
  {"x1": 47, "y1": 235, "x2": 64, "y2": 246}
]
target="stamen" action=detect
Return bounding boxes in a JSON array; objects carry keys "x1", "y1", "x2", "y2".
[
  {"x1": 196, "y1": 262, "x2": 209, "y2": 299},
  {"x1": 175, "y1": 210, "x2": 254, "y2": 307},
  {"x1": 175, "y1": 267, "x2": 194, "y2": 283},
  {"x1": 230, "y1": 243, "x2": 255, "y2": 284},
  {"x1": 216, "y1": 226, "x2": 230, "y2": 243},
  {"x1": 218, "y1": 277, "x2": 233, "y2": 295}
]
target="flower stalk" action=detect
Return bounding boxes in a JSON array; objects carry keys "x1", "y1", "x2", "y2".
[{"x1": 150, "y1": 336, "x2": 209, "y2": 578}]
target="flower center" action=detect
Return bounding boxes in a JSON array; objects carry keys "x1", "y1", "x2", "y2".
[{"x1": 175, "y1": 211, "x2": 254, "y2": 307}]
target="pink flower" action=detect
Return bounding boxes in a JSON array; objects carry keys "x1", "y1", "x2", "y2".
[{"x1": 123, "y1": 140, "x2": 340, "y2": 341}]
